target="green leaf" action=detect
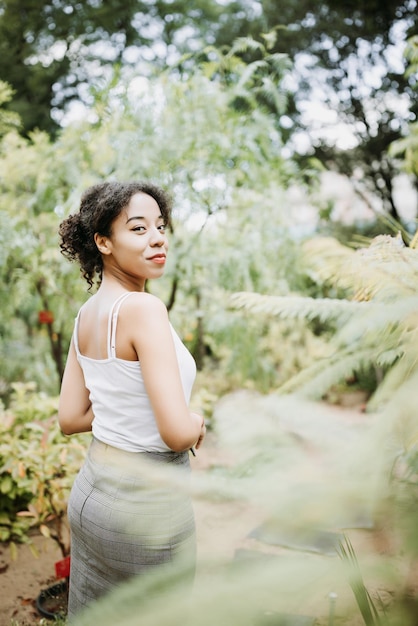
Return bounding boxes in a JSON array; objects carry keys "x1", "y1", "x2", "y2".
[
  {"x1": 0, "y1": 512, "x2": 11, "y2": 525},
  {"x1": 0, "y1": 475, "x2": 13, "y2": 494}
]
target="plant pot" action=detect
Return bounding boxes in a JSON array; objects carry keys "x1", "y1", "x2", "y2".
[{"x1": 36, "y1": 580, "x2": 68, "y2": 620}]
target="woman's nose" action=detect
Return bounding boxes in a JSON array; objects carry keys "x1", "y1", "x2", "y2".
[{"x1": 150, "y1": 228, "x2": 165, "y2": 245}]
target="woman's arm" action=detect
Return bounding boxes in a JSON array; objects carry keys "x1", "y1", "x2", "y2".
[
  {"x1": 58, "y1": 338, "x2": 94, "y2": 435},
  {"x1": 126, "y1": 293, "x2": 205, "y2": 452}
]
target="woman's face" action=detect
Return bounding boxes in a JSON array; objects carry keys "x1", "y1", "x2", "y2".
[{"x1": 99, "y1": 192, "x2": 169, "y2": 286}]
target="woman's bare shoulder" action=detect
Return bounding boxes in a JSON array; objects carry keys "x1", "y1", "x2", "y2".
[{"x1": 122, "y1": 292, "x2": 168, "y2": 319}]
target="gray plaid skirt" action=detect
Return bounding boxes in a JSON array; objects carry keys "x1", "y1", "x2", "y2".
[{"x1": 67, "y1": 437, "x2": 196, "y2": 620}]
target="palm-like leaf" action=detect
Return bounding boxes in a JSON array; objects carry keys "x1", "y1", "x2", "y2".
[
  {"x1": 303, "y1": 234, "x2": 418, "y2": 300},
  {"x1": 230, "y1": 234, "x2": 418, "y2": 406},
  {"x1": 338, "y1": 536, "x2": 384, "y2": 626},
  {"x1": 230, "y1": 292, "x2": 367, "y2": 323}
]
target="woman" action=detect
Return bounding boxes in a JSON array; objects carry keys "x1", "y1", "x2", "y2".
[{"x1": 58, "y1": 181, "x2": 206, "y2": 619}]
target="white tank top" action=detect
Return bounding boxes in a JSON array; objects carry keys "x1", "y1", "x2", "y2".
[{"x1": 73, "y1": 292, "x2": 196, "y2": 452}]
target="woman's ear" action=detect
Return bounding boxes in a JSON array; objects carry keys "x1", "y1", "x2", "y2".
[{"x1": 94, "y1": 233, "x2": 112, "y2": 255}]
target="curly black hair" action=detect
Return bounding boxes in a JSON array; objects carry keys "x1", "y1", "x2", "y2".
[{"x1": 59, "y1": 181, "x2": 172, "y2": 289}]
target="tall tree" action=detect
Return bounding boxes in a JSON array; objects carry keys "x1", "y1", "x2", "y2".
[
  {"x1": 240, "y1": 1, "x2": 418, "y2": 220},
  {"x1": 0, "y1": 0, "x2": 142, "y2": 135},
  {"x1": 0, "y1": 0, "x2": 251, "y2": 135},
  {"x1": 1, "y1": 0, "x2": 416, "y2": 219}
]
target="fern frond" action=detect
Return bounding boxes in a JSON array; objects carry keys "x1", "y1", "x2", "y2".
[
  {"x1": 236, "y1": 60, "x2": 269, "y2": 89},
  {"x1": 374, "y1": 347, "x2": 404, "y2": 367},
  {"x1": 256, "y1": 77, "x2": 288, "y2": 115},
  {"x1": 232, "y1": 233, "x2": 418, "y2": 403},
  {"x1": 231, "y1": 284, "x2": 416, "y2": 403},
  {"x1": 368, "y1": 351, "x2": 418, "y2": 410},
  {"x1": 278, "y1": 348, "x2": 375, "y2": 398},
  {"x1": 230, "y1": 292, "x2": 369, "y2": 324},
  {"x1": 301, "y1": 236, "x2": 356, "y2": 292},
  {"x1": 333, "y1": 297, "x2": 418, "y2": 347},
  {"x1": 302, "y1": 235, "x2": 418, "y2": 300},
  {"x1": 228, "y1": 36, "x2": 264, "y2": 56},
  {"x1": 269, "y1": 52, "x2": 292, "y2": 70}
]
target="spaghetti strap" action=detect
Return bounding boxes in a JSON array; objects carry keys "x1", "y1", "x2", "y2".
[
  {"x1": 108, "y1": 292, "x2": 136, "y2": 358},
  {"x1": 73, "y1": 312, "x2": 82, "y2": 356}
]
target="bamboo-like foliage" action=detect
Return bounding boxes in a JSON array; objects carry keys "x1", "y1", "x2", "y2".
[
  {"x1": 230, "y1": 233, "x2": 418, "y2": 409},
  {"x1": 337, "y1": 536, "x2": 384, "y2": 626}
]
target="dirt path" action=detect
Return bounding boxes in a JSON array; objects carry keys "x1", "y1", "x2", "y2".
[{"x1": 0, "y1": 529, "x2": 63, "y2": 625}]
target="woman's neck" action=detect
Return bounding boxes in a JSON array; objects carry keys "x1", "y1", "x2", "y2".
[{"x1": 99, "y1": 271, "x2": 146, "y2": 293}]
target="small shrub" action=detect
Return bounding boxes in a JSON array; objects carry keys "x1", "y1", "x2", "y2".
[{"x1": 0, "y1": 382, "x2": 89, "y2": 555}]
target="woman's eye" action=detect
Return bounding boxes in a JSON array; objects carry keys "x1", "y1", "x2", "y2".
[{"x1": 131, "y1": 223, "x2": 166, "y2": 233}]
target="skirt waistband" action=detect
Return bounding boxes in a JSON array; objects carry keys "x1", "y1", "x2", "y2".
[{"x1": 89, "y1": 437, "x2": 190, "y2": 466}]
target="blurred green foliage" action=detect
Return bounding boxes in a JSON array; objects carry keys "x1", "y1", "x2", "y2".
[
  {"x1": 0, "y1": 22, "x2": 417, "y2": 626},
  {"x1": 231, "y1": 232, "x2": 418, "y2": 408},
  {"x1": 0, "y1": 36, "x2": 317, "y2": 400},
  {"x1": 0, "y1": 383, "x2": 89, "y2": 555}
]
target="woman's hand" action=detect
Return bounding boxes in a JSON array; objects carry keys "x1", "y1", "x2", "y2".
[{"x1": 191, "y1": 412, "x2": 206, "y2": 450}]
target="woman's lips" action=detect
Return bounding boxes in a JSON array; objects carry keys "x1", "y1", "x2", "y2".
[{"x1": 148, "y1": 254, "x2": 166, "y2": 264}]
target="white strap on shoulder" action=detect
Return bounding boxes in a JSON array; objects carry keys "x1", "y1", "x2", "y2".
[
  {"x1": 108, "y1": 292, "x2": 136, "y2": 358},
  {"x1": 73, "y1": 312, "x2": 81, "y2": 356}
]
